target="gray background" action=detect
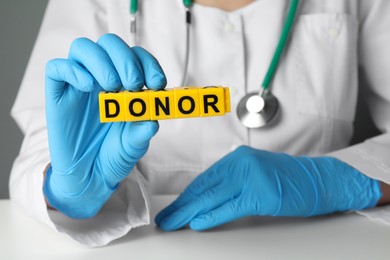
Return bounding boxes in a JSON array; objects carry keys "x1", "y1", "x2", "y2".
[
  {"x1": 0, "y1": 0, "x2": 380, "y2": 199},
  {"x1": 0, "y1": 0, "x2": 48, "y2": 198}
]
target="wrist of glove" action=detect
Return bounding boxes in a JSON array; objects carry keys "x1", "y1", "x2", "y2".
[
  {"x1": 155, "y1": 146, "x2": 382, "y2": 231},
  {"x1": 43, "y1": 166, "x2": 117, "y2": 219},
  {"x1": 43, "y1": 167, "x2": 118, "y2": 219},
  {"x1": 279, "y1": 155, "x2": 381, "y2": 216}
]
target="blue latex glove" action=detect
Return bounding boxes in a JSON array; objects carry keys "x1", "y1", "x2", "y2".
[
  {"x1": 155, "y1": 146, "x2": 382, "y2": 231},
  {"x1": 44, "y1": 34, "x2": 166, "y2": 219}
]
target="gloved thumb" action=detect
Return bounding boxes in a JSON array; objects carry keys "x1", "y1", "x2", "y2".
[
  {"x1": 123, "y1": 121, "x2": 159, "y2": 151},
  {"x1": 97, "y1": 121, "x2": 159, "y2": 187}
]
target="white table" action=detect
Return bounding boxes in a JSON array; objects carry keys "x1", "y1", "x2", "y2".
[{"x1": 1, "y1": 196, "x2": 390, "y2": 260}]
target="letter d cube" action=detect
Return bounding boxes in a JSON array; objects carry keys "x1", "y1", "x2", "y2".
[{"x1": 99, "y1": 92, "x2": 125, "y2": 123}]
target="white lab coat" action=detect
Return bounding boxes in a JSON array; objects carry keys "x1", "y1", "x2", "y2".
[{"x1": 9, "y1": 0, "x2": 390, "y2": 246}]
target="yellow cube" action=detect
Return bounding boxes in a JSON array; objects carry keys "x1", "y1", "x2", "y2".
[
  {"x1": 199, "y1": 86, "x2": 226, "y2": 117},
  {"x1": 173, "y1": 87, "x2": 200, "y2": 119},
  {"x1": 124, "y1": 90, "x2": 151, "y2": 122},
  {"x1": 149, "y1": 89, "x2": 175, "y2": 120},
  {"x1": 99, "y1": 91, "x2": 125, "y2": 123}
]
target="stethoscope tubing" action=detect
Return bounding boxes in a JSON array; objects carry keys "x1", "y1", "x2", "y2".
[
  {"x1": 129, "y1": 0, "x2": 300, "y2": 128},
  {"x1": 129, "y1": 0, "x2": 193, "y2": 86},
  {"x1": 261, "y1": 0, "x2": 299, "y2": 92}
]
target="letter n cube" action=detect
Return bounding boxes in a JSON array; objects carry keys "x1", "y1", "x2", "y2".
[{"x1": 149, "y1": 89, "x2": 175, "y2": 120}]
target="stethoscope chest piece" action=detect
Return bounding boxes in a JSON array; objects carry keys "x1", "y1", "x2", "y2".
[{"x1": 237, "y1": 91, "x2": 279, "y2": 128}]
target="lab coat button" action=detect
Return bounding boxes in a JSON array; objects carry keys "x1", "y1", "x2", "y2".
[
  {"x1": 224, "y1": 22, "x2": 235, "y2": 32},
  {"x1": 329, "y1": 28, "x2": 339, "y2": 38}
]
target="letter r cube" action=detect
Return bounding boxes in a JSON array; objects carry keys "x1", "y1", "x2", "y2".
[{"x1": 200, "y1": 87, "x2": 225, "y2": 117}]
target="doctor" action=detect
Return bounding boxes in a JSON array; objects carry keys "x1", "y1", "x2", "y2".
[{"x1": 10, "y1": 0, "x2": 390, "y2": 246}]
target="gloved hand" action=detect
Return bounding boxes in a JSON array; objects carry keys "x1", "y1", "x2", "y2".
[
  {"x1": 155, "y1": 146, "x2": 382, "y2": 231},
  {"x1": 44, "y1": 34, "x2": 166, "y2": 219}
]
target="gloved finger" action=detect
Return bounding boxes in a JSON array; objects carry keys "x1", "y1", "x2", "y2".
[
  {"x1": 68, "y1": 37, "x2": 121, "y2": 91},
  {"x1": 157, "y1": 184, "x2": 235, "y2": 231},
  {"x1": 132, "y1": 46, "x2": 167, "y2": 90},
  {"x1": 189, "y1": 198, "x2": 245, "y2": 231},
  {"x1": 155, "y1": 168, "x2": 222, "y2": 225},
  {"x1": 98, "y1": 121, "x2": 159, "y2": 187},
  {"x1": 46, "y1": 58, "x2": 96, "y2": 99},
  {"x1": 97, "y1": 34, "x2": 145, "y2": 91}
]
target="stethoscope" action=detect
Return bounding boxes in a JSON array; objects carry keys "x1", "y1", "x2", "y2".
[{"x1": 129, "y1": 0, "x2": 299, "y2": 128}]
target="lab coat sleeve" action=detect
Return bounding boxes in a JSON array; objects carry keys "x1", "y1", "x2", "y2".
[
  {"x1": 9, "y1": 0, "x2": 151, "y2": 246},
  {"x1": 329, "y1": 0, "x2": 390, "y2": 224}
]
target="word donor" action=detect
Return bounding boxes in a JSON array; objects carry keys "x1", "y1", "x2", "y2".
[{"x1": 99, "y1": 86, "x2": 230, "y2": 123}]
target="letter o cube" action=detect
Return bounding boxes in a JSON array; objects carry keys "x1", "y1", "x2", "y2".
[{"x1": 124, "y1": 90, "x2": 151, "y2": 121}]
